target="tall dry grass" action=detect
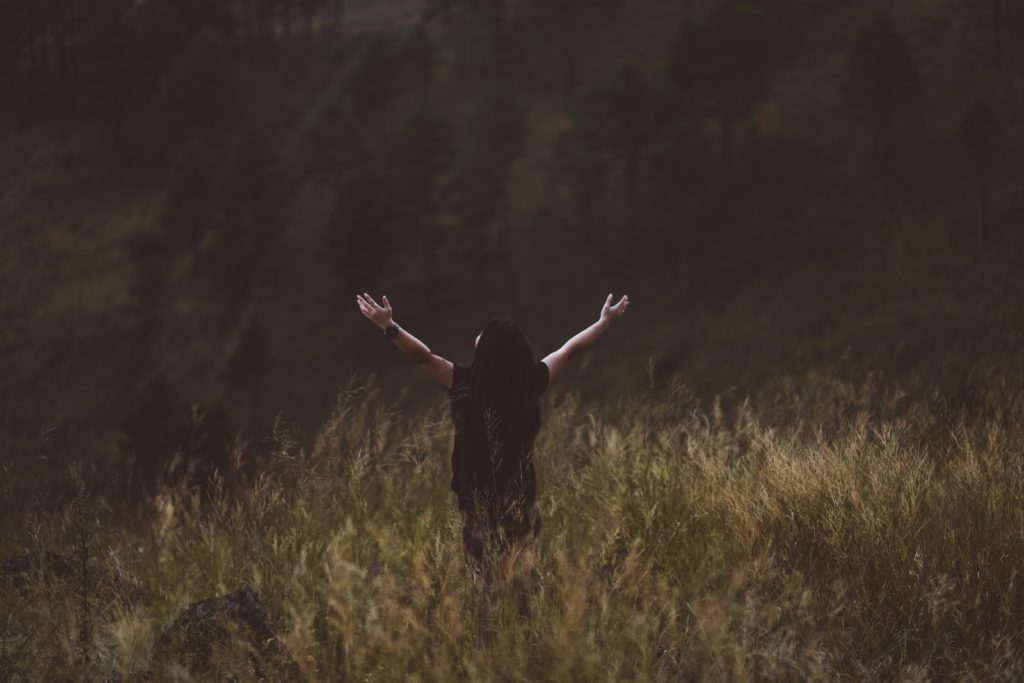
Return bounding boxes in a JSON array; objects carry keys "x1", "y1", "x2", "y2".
[{"x1": 2, "y1": 371, "x2": 1023, "y2": 681}]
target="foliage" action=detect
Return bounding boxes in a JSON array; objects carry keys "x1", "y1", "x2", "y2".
[
  {"x1": 398, "y1": 23, "x2": 440, "y2": 92},
  {"x1": 843, "y1": 13, "x2": 922, "y2": 186},
  {"x1": 669, "y1": 1, "x2": 783, "y2": 159},
  {"x1": 225, "y1": 319, "x2": 271, "y2": 393},
  {"x1": 957, "y1": 99, "x2": 1004, "y2": 235},
  {"x1": 348, "y1": 34, "x2": 401, "y2": 117},
  {"x1": 162, "y1": 144, "x2": 220, "y2": 251},
  {"x1": 153, "y1": 27, "x2": 239, "y2": 150},
  {"x1": 447, "y1": 87, "x2": 528, "y2": 228},
  {"x1": 328, "y1": 160, "x2": 400, "y2": 295}
]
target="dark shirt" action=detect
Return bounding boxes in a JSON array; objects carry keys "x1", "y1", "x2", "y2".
[{"x1": 447, "y1": 361, "x2": 549, "y2": 515}]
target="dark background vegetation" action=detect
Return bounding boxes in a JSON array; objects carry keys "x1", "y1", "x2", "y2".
[{"x1": 2, "y1": 0, "x2": 1023, "y2": 508}]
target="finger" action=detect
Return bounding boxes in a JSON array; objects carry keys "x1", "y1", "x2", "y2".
[
  {"x1": 382, "y1": 294, "x2": 391, "y2": 310},
  {"x1": 364, "y1": 292, "x2": 380, "y2": 307}
]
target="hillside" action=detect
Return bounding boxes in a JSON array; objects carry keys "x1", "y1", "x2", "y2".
[{"x1": 1, "y1": 0, "x2": 1023, "y2": 500}]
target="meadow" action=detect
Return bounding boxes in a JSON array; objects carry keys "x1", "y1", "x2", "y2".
[{"x1": 2, "y1": 369, "x2": 1022, "y2": 681}]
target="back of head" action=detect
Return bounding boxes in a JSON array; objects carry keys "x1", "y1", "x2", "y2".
[{"x1": 469, "y1": 316, "x2": 540, "y2": 441}]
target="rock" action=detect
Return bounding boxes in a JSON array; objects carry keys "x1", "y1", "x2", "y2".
[{"x1": 154, "y1": 584, "x2": 293, "y2": 677}]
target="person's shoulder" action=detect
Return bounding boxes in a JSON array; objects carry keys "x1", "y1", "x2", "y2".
[
  {"x1": 535, "y1": 360, "x2": 549, "y2": 396},
  {"x1": 447, "y1": 362, "x2": 472, "y2": 398}
]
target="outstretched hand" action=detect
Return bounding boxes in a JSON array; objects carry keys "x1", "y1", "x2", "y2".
[
  {"x1": 599, "y1": 293, "x2": 629, "y2": 323},
  {"x1": 356, "y1": 292, "x2": 394, "y2": 330}
]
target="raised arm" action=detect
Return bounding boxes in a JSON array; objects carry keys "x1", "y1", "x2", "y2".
[
  {"x1": 356, "y1": 293, "x2": 454, "y2": 389},
  {"x1": 542, "y1": 293, "x2": 629, "y2": 383}
]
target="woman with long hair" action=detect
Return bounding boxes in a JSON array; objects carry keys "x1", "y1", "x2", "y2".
[{"x1": 355, "y1": 292, "x2": 630, "y2": 636}]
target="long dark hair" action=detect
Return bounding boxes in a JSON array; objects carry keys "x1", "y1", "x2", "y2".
[{"x1": 469, "y1": 316, "x2": 541, "y2": 448}]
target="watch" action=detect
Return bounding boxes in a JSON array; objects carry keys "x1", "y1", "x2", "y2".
[{"x1": 383, "y1": 322, "x2": 401, "y2": 338}]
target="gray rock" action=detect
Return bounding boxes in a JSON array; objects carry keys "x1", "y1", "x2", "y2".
[{"x1": 154, "y1": 584, "x2": 294, "y2": 678}]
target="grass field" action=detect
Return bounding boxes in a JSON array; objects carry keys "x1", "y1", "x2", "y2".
[{"x1": 2, "y1": 370, "x2": 1023, "y2": 681}]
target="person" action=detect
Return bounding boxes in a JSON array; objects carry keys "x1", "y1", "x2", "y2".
[{"x1": 355, "y1": 291, "x2": 630, "y2": 637}]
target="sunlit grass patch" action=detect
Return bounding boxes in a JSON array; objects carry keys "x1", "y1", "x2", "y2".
[{"x1": 2, "y1": 372, "x2": 1023, "y2": 681}]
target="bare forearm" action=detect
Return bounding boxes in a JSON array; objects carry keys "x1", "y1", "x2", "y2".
[
  {"x1": 561, "y1": 318, "x2": 611, "y2": 359},
  {"x1": 541, "y1": 294, "x2": 628, "y2": 382},
  {"x1": 379, "y1": 321, "x2": 433, "y2": 364}
]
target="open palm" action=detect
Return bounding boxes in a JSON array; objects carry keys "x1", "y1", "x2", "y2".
[
  {"x1": 600, "y1": 293, "x2": 629, "y2": 322},
  {"x1": 356, "y1": 293, "x2": 393, "y2": 329}
]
